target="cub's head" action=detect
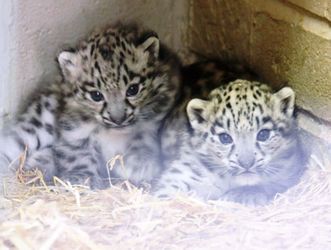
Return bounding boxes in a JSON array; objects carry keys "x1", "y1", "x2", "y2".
[
  {"x1": 187, "y1": 79, "x2": 303, "y2": 187},
  {"x1": 58, "y1": 23, "x2": 180, "y2": 128}
]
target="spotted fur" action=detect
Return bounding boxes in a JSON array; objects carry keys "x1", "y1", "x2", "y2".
[
  {"x1": 0, "y1": 23, "x2": 181, "y2": 188},
  {"x1": 155, "y1": 69, "x2": 307, "y2": 205}
]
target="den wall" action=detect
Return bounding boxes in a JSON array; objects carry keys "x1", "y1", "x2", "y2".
[
  {"x1": 0, "y1": 0, "x2": 188, "y2": 127},
  {"x1": 188, "y1": 0, "x2": 331, "y2": 129}
]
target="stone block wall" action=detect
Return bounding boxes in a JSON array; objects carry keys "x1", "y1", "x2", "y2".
[{"x1": 187, "y1": 0, "x2": 331, "y2": 138}]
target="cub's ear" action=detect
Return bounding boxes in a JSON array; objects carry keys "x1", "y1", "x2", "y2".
[
  {"x1": 58, "y1": 50, "x2": 81, "y2": 82},
  {"x1": 138, "y1": 33, "x2": 160, "y2": 59},
  {"x1": 272, "y1": 87, "x2": 295, "y2": 117},
  {"x1": 187, "y1": 98, "x2": 210, "y2": 131}
]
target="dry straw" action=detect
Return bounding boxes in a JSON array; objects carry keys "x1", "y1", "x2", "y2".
[{"x1": 0, "y1": 152, "x2": 331, "y2": 250}]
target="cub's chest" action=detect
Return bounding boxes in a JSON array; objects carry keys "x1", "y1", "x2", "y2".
[{"x1": 94, "y1": 128, "x2": 132, "y2": 161}]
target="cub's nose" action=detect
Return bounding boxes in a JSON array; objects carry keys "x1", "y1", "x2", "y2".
[
  {"x1": 238, "y1": 157, "x2": 255, "y2": 170},
  {"x1": 110, "y1": 114, "x2": 126, "y2": 125}
]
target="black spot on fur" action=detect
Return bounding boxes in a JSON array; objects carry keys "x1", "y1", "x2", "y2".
[
  {"x1": 257, "y1": 104, "x2": 263, "y2": 113},
  {"x1": 100, "y1": 45, "x2": 112, "y2": 61},
  {"x1": 90, "y1": 44, "x2": 95, "y2": 56},
  {"x1": 262, "y1": 116, "x2": 271, "y2": 124},
  {"x1": 36, "y1": 136, "x2": 41, "y2": 150},
  {"x1": 83, "y1": 81, "x2": 95, "y2": 87},
  {"x1": 36, "y1": 156, "x2": 50, "y2": 165},
  {"x1": 120, "y1": 41, "x2": 126, "y2": 50},
  {"x1": 210, "y1": 126, "x2": 216, "y2": 135},
  {"x1": 183, "y1": 182, "x2": 191, "y2": 190},
  {"x1": 90, "y1": 158, "x2": 98, "y2": 165},
  {"x1": 96, "y1": 79, "x2": 101, "y2": 88},
  {"x1": 54, "y1": 150, "x2": 66, "y2": 159},
  {"x1": 67, "y1": 156, "x2": 76, "y2": 163},
  {"x1": 94, "y1": 61, "x2": 101, "y2": 75},
  {"x1": 30, "y1": 117, "x2": 42, "y2": 128},
  {"x1": 255, "y1": 117, "x2": 260, "y2": 127},
  {"x1": 191, "y1": 168, "x2": 202, "y2": 177},
  {"x1": 170, "y1": 168, "x2": 182, "y2": 174},
  {"x1": 80, "y1": 114, "x2": 90, "y2": 122},
  {"x1": 123, "y1": 75, "x2": 129, "y2": 85},
  {"x1": 227, "y1": 118, "x2": 231, "y2": 129},
  {"x1": 22, "y1": 126, "x2": 36, "y2": 134},
  {"x1": 203, "y1": 132, "x2": 208, "y2": 140},
  {"x1": 45, "y1": 123, "x2": 54, "y2": 135},
  {"x1": 59, "y1": 120, "x2": 74, "y2": 131},
  {"x1": 73, "y1": 164, "x2": 89, "y2": 171},
  {"x1": 36, "y1": 103, "x2": 42, "y2": 115},
  {"x1": 115, "y1": 36, "x2": 120, "y2": 45}
]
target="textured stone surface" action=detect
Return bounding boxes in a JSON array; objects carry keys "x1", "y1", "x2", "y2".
[
  {"x1": 287, "y1": 0, "x2": 331, "y2": 21},
  {"x1": 189, "y1": 0, "x2": 331, "y2": 121}
]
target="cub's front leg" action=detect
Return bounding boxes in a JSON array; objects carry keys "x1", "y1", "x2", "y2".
[
  {"x1": 118, "y1": 133, "x2": 162, "y2": 186},
  {"x1": 53, "y1": 140, "x2": 106, "y2": 189},
  {"x1": 152, "y1": 154, "x2": 221, "y2": 200},
  {"x1": 55, "y1": 119, "x2": 106, "y2": 189}
]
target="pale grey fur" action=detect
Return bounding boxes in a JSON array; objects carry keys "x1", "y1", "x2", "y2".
[
  {"x1": 154, "y1": 79, "x2": 307, "y2": 205},
  {"x1": 0, "y1": 23, "x2": 181, "y2": 189}
]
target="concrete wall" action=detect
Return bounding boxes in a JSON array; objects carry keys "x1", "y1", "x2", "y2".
[
  {"x1": 188, "y1": 0, "x2": 331, "y2": 127},
  {"x1": 0, "y1": 1, "x2": 15, "y2": 127},
  {"x1": 0, "y1": 0, "x2": 188, "y2": 127}
]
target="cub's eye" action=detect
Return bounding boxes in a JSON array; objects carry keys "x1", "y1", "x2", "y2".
[
  {"x1": 257, "y1": 129, "x2": 271, "y2": 142},
  {"x1": 219, "y1": 133, "x2": 233, "y2": 145},
  {"x1": 89, "y1": 91, "x2": 104, "y2": 102},
  {"x1": 126, "y1": 84, "x2": 140, "y2": 97}
]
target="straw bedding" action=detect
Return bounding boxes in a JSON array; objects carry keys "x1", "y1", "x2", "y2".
[{"x1": 0, "y1": 155, "x2": 331, "y2": 250}]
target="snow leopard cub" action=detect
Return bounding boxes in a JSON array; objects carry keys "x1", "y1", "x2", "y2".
[
  {"x1": 0, "y1": 23, "x2": 181, "y2": 188},
  {"x1": 155, "y1": 73, "x2": 306, "y2": 205}
]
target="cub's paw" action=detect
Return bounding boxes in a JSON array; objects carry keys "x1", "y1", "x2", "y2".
[
  {"x1": 24, "y1": 149, "x2": 56, "y2": 182},
  {"x1": 59, "y1": 173, "x2": 106, "y2": 190},
  {"x1": 152, "y1": 181, "x2": 189, "y2": 199},
  {"x1": 222, "y1": 186, "x2": 270, "y2": 206},
  {"x1": 152, "y1": 186, "x2": 174, "y2": 199}
]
